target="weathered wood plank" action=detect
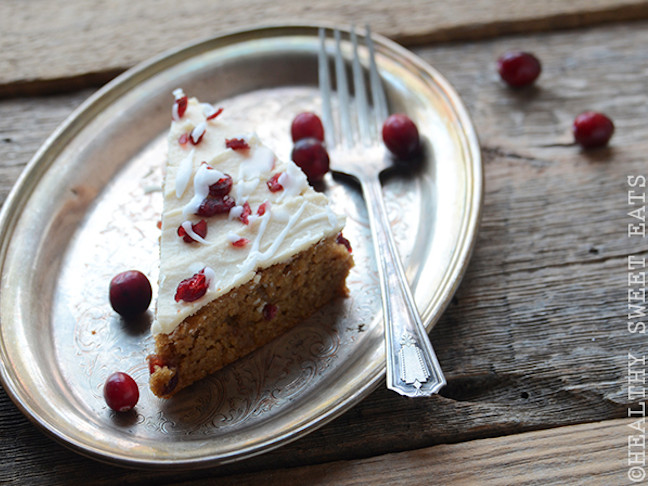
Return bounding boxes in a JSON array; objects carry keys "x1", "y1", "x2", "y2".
[
  {"x1": 161, "y1": 419, "x2": 636, "y2": 486},
  {"x1": 2, "y1": 0, "x2": 648, "y2": 96},
  {"x1": 0, "y1": 18, "x2": 646, "y2": 486}
]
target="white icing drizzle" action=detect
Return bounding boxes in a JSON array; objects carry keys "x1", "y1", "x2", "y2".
[
  {"x1": 175, "y1": 148, "x2": 195, "y2": 198},
  {"x1": 190, "y1": 122, "x2": 207, "y2": 144},
  {"x1": 229, "y1": 205, "x2": 244, "y2": 220},
  {"x1": 235, "y1": 178, "x2": 260, "y2": 202},
  {"x1": 201, "y1": 103, "x2": 219, "y2": 118},
  {"x1": 171, "y1": 88, "x2": 186, "y2": 121},
  {"x1": 238, "y1": 200, "x2": 308, "y2": 275},
  {"x1": 277, "y1": 162, "x2": 308, "y2": 201},
  {"x1": 226, "y1": 232, "x2": 244, "y2": 243},
  {"x1": 181, "y1": 220, "x2": 208, "y2": 244},
  {"x1": 203, "y1": 266, "x2": 216, "y2": 291},
  {"x1": 183, "y1": 164, "x2": 226, "y2": 217}
]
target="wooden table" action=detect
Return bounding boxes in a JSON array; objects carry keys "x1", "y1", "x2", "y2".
[{"x1": 1, "y1": 1, "x2": 646, "y2": 484}]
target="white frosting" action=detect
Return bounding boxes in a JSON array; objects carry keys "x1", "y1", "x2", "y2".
[{"x1": 153, "y1": 96, "x2": 345, "y2": 335}]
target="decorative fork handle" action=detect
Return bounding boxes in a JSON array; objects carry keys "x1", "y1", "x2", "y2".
[{"x1": 361, "y1": 173, "x2": 446, "y2": 397}]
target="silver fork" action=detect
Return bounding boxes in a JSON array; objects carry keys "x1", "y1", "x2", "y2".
[{"x1": 318, "y1": 26, "x2": 446, "y2": 397}]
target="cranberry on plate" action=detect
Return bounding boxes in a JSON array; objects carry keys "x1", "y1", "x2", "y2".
[
  {"x1": 103, "y1": 372, "x2": 139, "y2": 412},
  {"x1": 497, "y1": 51, "x2": 542, "y2": 88},
  {"x1": 382, "y1": 113, "x2": 421, "y2": 160},
  {"x1": 291, "y1": 112, "x2": 325, "y2": 143},
  {"x1": 572, "y1": 111, "x2": 615, "y2": 149},
  {"x1": 109, "y1": 270, "x2": 152, "y2": 317},
  {"x1": 291, "y1": 138, "x2": 330, "y2": 182}
]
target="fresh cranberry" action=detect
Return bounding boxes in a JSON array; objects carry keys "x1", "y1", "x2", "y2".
[
  {"x1": 177, "y1": 219, "x2": 207, "y2": 243},
  {"x1": 109, "y1": 270, "x2": 152, "y2": 317},
  {"x1": 291, "y1": 138, "x2": 330, "y2": 182},
  {"x1": 497, "y1": 51, "x2": 541, "y2": 88},
  {"x1": 103, "y1": 372, "x2": 139, "y2": 412},
  {"x1": 382, "y1": 114, "x2": 420, "y2": 160},
  {"x1": 572, "y1": 111, "x2": 615, "y2": 149},
  {"x1": 175, "y1": 269, "x2": 209, "y2": 302},
  {"x1": 291, "y1": 112, "x2": 325, "y2": 142}
]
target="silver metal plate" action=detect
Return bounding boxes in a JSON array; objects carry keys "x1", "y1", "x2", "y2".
[{"x1": 0, "y1": 25, "x2": 482, "y2": 468}]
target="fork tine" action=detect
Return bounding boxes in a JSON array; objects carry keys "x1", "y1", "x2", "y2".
[
  {"x1": 318, "y1": 28, "x2": 335, "y2": 147},
  {"x1": 365, "y1": 25, "x2": 389, "y2": 127},
  {"x1": 351, "y1": 25, "x2": 371, "y2": 144},
  {"x1": 333, "y1": 29, "x2": 353, "y2": 148}
]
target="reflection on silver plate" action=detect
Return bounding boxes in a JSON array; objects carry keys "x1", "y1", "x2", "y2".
[{"x1": 0, "y1": 25, "x2": 482, "y2": 468}]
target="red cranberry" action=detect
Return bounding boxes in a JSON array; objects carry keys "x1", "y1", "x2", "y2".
[
  {"x1": 262, "y1": 303, "x2": 278, "y2": 320},
  {"x1": 291, "y1": 112, "x2": 325, "y2": 142},
  {"x1": 382, "y1": 114, "x2": 420, "y2": 160},
  {"x1": 239, "y1": 201, "x2": 252, "y2": 224},
  {"x1": 109, "y1": 270, "x2": 152, "y2": 317},
  {"x1": 177, "y1": 219, "x2": 207, "y2": 243},
  {"x1": 267, "y1": 173, "x2": 284, "y2": 192},
  {"x1": 291, "y1": 138, "x2": 330, "y2": 182},
  {"x1": 572, "y1": 111, "x2": 614, "y2": 149},
  {"x1": 336, "y1": 232, "x2": 352, "y2": 253},
  {"x1": 208, "y1": 174, "x2": 233, "y2": 197},
  {"x1": 225, "y1": 138, "x2": 250, "y2": 150},
  {"x1": 175, "y1": 269, "x2": 209, "y2": 302},
  {"x1": 196, "y1": 194, "x2": 235, "y2": 217},
  {"x1": 103, "y1": 372, "x2": 139, "y2": 412},
  {"x1": 497, "y1": 51, "x2": 541, "y2": 88}
]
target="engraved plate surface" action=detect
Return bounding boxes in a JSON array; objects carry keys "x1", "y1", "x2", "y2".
[{"x1": 0, "y1": 25, "x2": 482, "y2": 468}]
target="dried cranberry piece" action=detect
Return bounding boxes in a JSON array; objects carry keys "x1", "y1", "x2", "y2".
[
  {"x1": 263, "y1": 303, "x2": 278, "y2": 321},
  {"x1": 257, "y1": 202, "x2": 269, "y2": 216},
  {"x1": 162, "y1": 372, "x2": 179, "y2": 396},
  {"x1": 239, "y1": 201, "x2": 252, "y2": 225},
  {"x1": 336, "y1": 233, "x2": 352, "y2": 253},
  {"x1": 178, "y1": 133, "x2": 189, "y2": 145},
  {"x1": 291, "y1": 112, "x2": 325, "y2": 142},
  {"x1": 175, "y1": 269, "x2": 209, "y2": 303},
  {"x1": 103, "y1": 372, "x2": 139, "y2": 412},
  {"x1": 206, "y1": 107, "x2": 223, "y2": 120},
  {"x1": 177, "y1": 219, "x2": 208, "y2": 243},
  {"x1": 174, "y1": 96, "x2": 188, "y2": 119},
  {"x1": 148, "y1": 355, "x2": 166, "y2": 374},
  {"x1": 225, "y1": 138, "x2": 250, "y2": 150},
  {"x1": 267, "y1": 173, "x2": 284, "y2": 192},
  {"x1": 190, "y1": 124, "x2": 206, "y2": 145},
  {"x1": 208, "y1": 174, "x2": 233, "y2": 197},
  {"x1": 196, "y1": 194, "x2": 235, "y2": 217},
  {"x1": 231, "y1": 238, "x2": 249, "y2": 248},
  {"x1": 291, "y1": 138, "x2": 330, "y2": 182}
]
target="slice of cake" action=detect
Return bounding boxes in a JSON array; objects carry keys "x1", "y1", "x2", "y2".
[{"x1": 148, "y1": 90, "x2": 353, "y2": 398}]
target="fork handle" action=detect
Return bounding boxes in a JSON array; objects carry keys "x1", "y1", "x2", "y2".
[{"x1": 360, "y1": 174, "x2": 446, "y2": 397}]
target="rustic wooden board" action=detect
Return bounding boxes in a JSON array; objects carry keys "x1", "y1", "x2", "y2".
[
  {"x1": 0, "y1": 16, "x2": 645, "y2": 486},
  {"x1": 2, "y1": 0, "x2": 648, "y2": 96},
  {"x1": 154, "y1": 419, "x2": 635, "y2": 486}
]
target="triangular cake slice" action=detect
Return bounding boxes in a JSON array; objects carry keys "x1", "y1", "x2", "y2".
[{"x1": 148, "y1": 90, "x2": 354, "y2": 398}]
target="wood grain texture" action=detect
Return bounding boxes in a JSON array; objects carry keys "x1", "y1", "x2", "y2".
[
  {"x1": 2, "y1": 0, "x2": 648, "y2": 96},
  {"x1": 161, "y1": 419, "x2": 634, "y2": 485},
  {"x1": 0, "y1": 13, "x2": 646, "y2": 486}
]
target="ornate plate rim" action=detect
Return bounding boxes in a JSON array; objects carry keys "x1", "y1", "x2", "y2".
[{"x1": 0, "y1": 23, "x2": 483, "y2": 469}]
